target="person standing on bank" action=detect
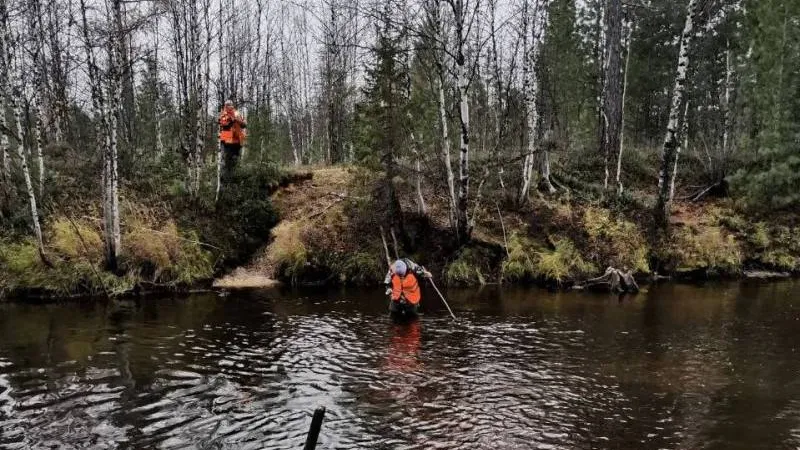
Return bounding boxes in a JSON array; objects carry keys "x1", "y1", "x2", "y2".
[{"x1": 218, "y1": 100, "x2": 246, "y2": 178}]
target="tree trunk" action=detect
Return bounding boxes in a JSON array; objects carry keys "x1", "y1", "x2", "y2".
[
  {"x1": 721, "y1": 41, "x2": 734, "y2": 174},
  {"x1": 215, "y1": 142, "x2": 222, "y2": 202},
  {"x1": 519, "y1": 0, "x2": 535, "y2": 204},
  {"x1": 539, "y1": 140, "x2": 555, "y2": 193},
  {"x1": 0, "y1": 5, "x2": 7, "y2": 182},
  {"x1": 11, "y1": 94, "x2": 46, "y2": 260},
  {"x1": 0, "y1": 94, "x2": 9, "y2": 185},
  {"x1": 104, "y1": 0, "x2": 125, "y2": 272},
  {"x1": 595, "y1": 0, "x2": 606, "y2": 156},
  {"x1": 602, "y1": 0, "x2": 623, "y2": 192},
  {"x1": 453, "y1": 0, "x2": 471, "y2": 242},
  {"x1": 616, "y1": 19, "x2": 633, "y2": 195},
  {"x1": 437, "y1": 74, "x2": 457, "y2": 225},
  {"x1": 519, "y1": 0, "x2": 549, "y2": 203},
  {"x1": 670, "y1": 101, "x2": 690, "y2": 202},
  {"x1": 3, "y1": 0, "x2": 44, "y2": 260},
  {"x1": 653, "y1": 0, "x2": 699, "y2": 234},
  {"x1": 28, "y1": 0, "x2": 46, "y2": 197},
  {"x1": 410, "y1": 129, "x2": 428, "y2": 215},
  {"x1": 46, "y1": 0, "x2": 70, "y2": 142}
]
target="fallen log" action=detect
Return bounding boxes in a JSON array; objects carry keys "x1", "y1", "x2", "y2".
[{"x1": 574, "y1": 267, "x2": 640, "y2": 294}]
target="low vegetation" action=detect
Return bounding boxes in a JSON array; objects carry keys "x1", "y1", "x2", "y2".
[
  {"x1": 0, "y1": 165, "x2": 284, "y2": 299},
  {"x1": 254, "y1": 168, "x2": 800, "y2": 289}
]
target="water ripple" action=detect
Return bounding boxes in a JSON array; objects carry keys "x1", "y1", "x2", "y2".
[{"x1": 0, "y1": 284, "x2": 799, "y2": 448}]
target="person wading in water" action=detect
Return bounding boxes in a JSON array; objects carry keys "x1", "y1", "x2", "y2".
[
  {"x1": 218, "y1": 100, "x2": 247, "y2": 179},
  {"x1": 385, "y1": 259, "x2": 432, "y2": 318}
]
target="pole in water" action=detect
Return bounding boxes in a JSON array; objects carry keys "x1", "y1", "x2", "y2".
[
  {"x1": 428, "y1": 278, "x2": 457, "y2": 321},
  {"x1": 303, "y1": 406, "x2": 326, "y2": 450}
]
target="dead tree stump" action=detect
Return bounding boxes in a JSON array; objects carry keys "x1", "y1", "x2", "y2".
[{"x1": 574, "y1": 267, "x2": 640, "y2": 294}]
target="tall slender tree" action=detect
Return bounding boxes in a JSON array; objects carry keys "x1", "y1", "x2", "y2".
[{"x1": 653, "y1": 0, "x2": 700, "y2": 234}]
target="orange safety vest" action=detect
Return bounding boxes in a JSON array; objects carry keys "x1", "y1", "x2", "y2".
[
  {"x1": 391, "y1": 272, "x2": 421, "y2": 305},
  {"x1": 219, "y1": 109, "x2": 246, "y2": 145}
]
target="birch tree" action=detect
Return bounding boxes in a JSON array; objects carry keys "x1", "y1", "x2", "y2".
[
  {"x1": 602, "y1": 0, "x2": 623, "y2": 191},
  {"x1": 0, "y1": 17, "x2": 9, "y2": 185},
  {"x1": 615, "y1": 15, "x2": 633, "y2": 195},
  {"x1": 424, "y1": 0, "x2": 458, "y2": 226},
  {"x1": 27, "y1": 0, "x2": 47, "y2": 197},
  {"x1": 0, "y1": 94, "x2": 9, "y2": 186},
  {"x1": 0, "y1": 0, "x2": 46, "y2": 260},
  {"x1": 79, "y1": 0, "x2": 123, "y2": 269},
  {"x1": 445, "y1": 0, "x2": 479, "y2": 241},
  {"x1": 653, "y1": 0, "x2": 700, "y2": 233},
  {"x1": 519, "y1": 0, "x2": 551, "y2": 204}
]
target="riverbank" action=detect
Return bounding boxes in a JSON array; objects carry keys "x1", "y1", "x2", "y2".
[
  {"x1": 248, "y1": 166, "x2": 800, "y2": 289},
  {"x1": 3, "y1": 164, "x2": 798, "y2": 300},
  {"x1": 0, "y1": 164, "x2": 310, "y2": 301}
]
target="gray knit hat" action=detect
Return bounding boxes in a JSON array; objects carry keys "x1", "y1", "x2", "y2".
[{"x1": 394, "y1": 260, "x2": 407, "y2": 276}]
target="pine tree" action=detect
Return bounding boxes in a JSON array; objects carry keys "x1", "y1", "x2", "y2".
[
  {"x1": 355, "y1": 16, "x2": 409, "y2": 234},
  {"x1": 731, "y1": 0, "x2": 800, "y2": 210}
]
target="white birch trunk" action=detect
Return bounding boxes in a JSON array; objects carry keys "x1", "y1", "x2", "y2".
[
  {"x1": 654, "y1": 0, "x2": 699, "y2": 231},
  {"x1": 616, "y1": 19, "x2": 633, "y2": 195},
  {"x1": 2, "y1": 0, "x2": 44, "y2": 259},
  {"x1": 0, "y1": 7, "x2": 7, "y2": 183},
  {"x1": 409, "y1": 128, "x2": 428, "y2": 215},
  {"x1": 670, "y1": 101, "x2": 690, "y2": 202},
  {"x1": 11, "y1": 93, "x2": 45, "y2": 258},
  {"x1": 602, "y1": 0, "x2": 623, "y2": 192},
  {"x1": 456, "y1": 55, "x2": 470, "y2": 239},
  {"x1": 31, "y1": 95, "x2": 46, "y2": 197},
  {"x1": 0, "y1": 95, "x2": 9, "y2": 184},
  {"x1": 215, "y1": 142, "x2": 222, "y2": 201},
  {"x1": 102, "y1": 0, "x2": 125, "y2": 270},
  {"x1": 437, "y1": 75, "x2": 457, "y2": 224},
  {"x1": 28, "y1": 2, "x2": 46, "y2": 197},
  {"x1": 721, "y1": 42, "x2": 733, "y2": 165},
  {"x1": 519, "y1": 0, "x2": 548, "y2": 203}
]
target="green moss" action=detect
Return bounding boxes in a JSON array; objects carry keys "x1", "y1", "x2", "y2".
[
  {"x1": 717, "y1": 213, "x2": 748, "y2": 232},
  {"x1": 267, "y1": 221, "x2": 308, "y2": 281},
  {"x1": 667, "y1": 226, "x2": 743, "y2": 275},
  {"x1": 748, "y1": 222, "x2": 771, "y2": 250},
  {"x1": 582, "y1": 207, "x2": 650, "y2": 273},
  {"x1": 49, "y1": 218, "x2": 103, "y2": 261},
  {"x1": 501, "y1": 233, "x2": 541, "y2": 282},
  {"x1": 751, "y1": 226, "x2": 800, "y2": 272},
  {"x1": 0, "y1": 239, "x2": 136, "y2": 297},
  {"x1": 169, "y1": 230, "x2": 215, "y2": 285},
  {"x1": 446, "y1": 247, "x2": 492, "y2": 286},
  {"x1": 760, "y1": 250, "x2": 799, "y2": 272},
  {"x1": 535, "y1": 238, "x2": 597, "y2": 284},
  {"x1": 332, "y1": 251, "x2": 384, "y2": 285}
]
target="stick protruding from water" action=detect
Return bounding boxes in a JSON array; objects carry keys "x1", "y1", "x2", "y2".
[
  {"x1": 303, "y1": 406, "x2": 326, "y2": 450},
  {"x1": 428, "y1": 278, "x2": 457, "y2": 320}
]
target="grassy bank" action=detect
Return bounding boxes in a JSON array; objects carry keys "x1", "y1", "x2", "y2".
[
  {"x1": 255, "y1": 166, "x2": 800, "y2": 288},
  {"x1": 0, "y1": 162, "x2": 308, "y2": 300}
]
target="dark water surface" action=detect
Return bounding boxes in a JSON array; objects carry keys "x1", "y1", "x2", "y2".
[{"x1": 1, "y1": 281, "x2": 800, "y2": 449}]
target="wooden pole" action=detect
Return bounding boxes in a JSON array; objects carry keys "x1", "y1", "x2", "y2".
[
  {"x1": 303, "y1": 406, "x2": 326, "y2": 450},
  {"x1": 428, "y1": 278, "x2": 457, "y2": 320},
  {"x1": 390, "y1": 228, "x2": 400, "y2": 260},
  {"x1": 379, "y1": 226, "x2": 392, "y2": 267}
]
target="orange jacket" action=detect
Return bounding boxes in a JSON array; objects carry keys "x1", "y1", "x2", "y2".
[
  {"x1": 219, "y1": 108, "x2": 246, "y2": 144},
  {"x1": 391, "y1": 272, "x2": 421, "y2": 305}
]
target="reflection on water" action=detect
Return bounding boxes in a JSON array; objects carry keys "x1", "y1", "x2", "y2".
[{"x1": 0, "y1": 281, "x2": 799, "y2": 449}]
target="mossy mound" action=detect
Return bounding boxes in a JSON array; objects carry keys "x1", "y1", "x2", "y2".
[
  {"x1": 0, "y1": 210, "x2": 213, "y2": 298},
  {"x1": 659, "y1": 225, "x2": 743, "y2": 277}
]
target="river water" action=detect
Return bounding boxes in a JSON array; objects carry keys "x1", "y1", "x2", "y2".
[{"x1": 1, "y1": 281, "x2": 799, "y2": 449}]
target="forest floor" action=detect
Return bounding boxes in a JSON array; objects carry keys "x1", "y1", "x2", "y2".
[{"x1": 219, "y1": 165, "x2": 800, "y2": 290}]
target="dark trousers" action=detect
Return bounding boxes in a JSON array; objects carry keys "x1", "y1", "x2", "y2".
[
  {"x1": 389, "y1": 300, "x2": 419, "y2": 318},
  {"x1": 220, "y1": 142, "x2": 241, "y2": 180}
]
